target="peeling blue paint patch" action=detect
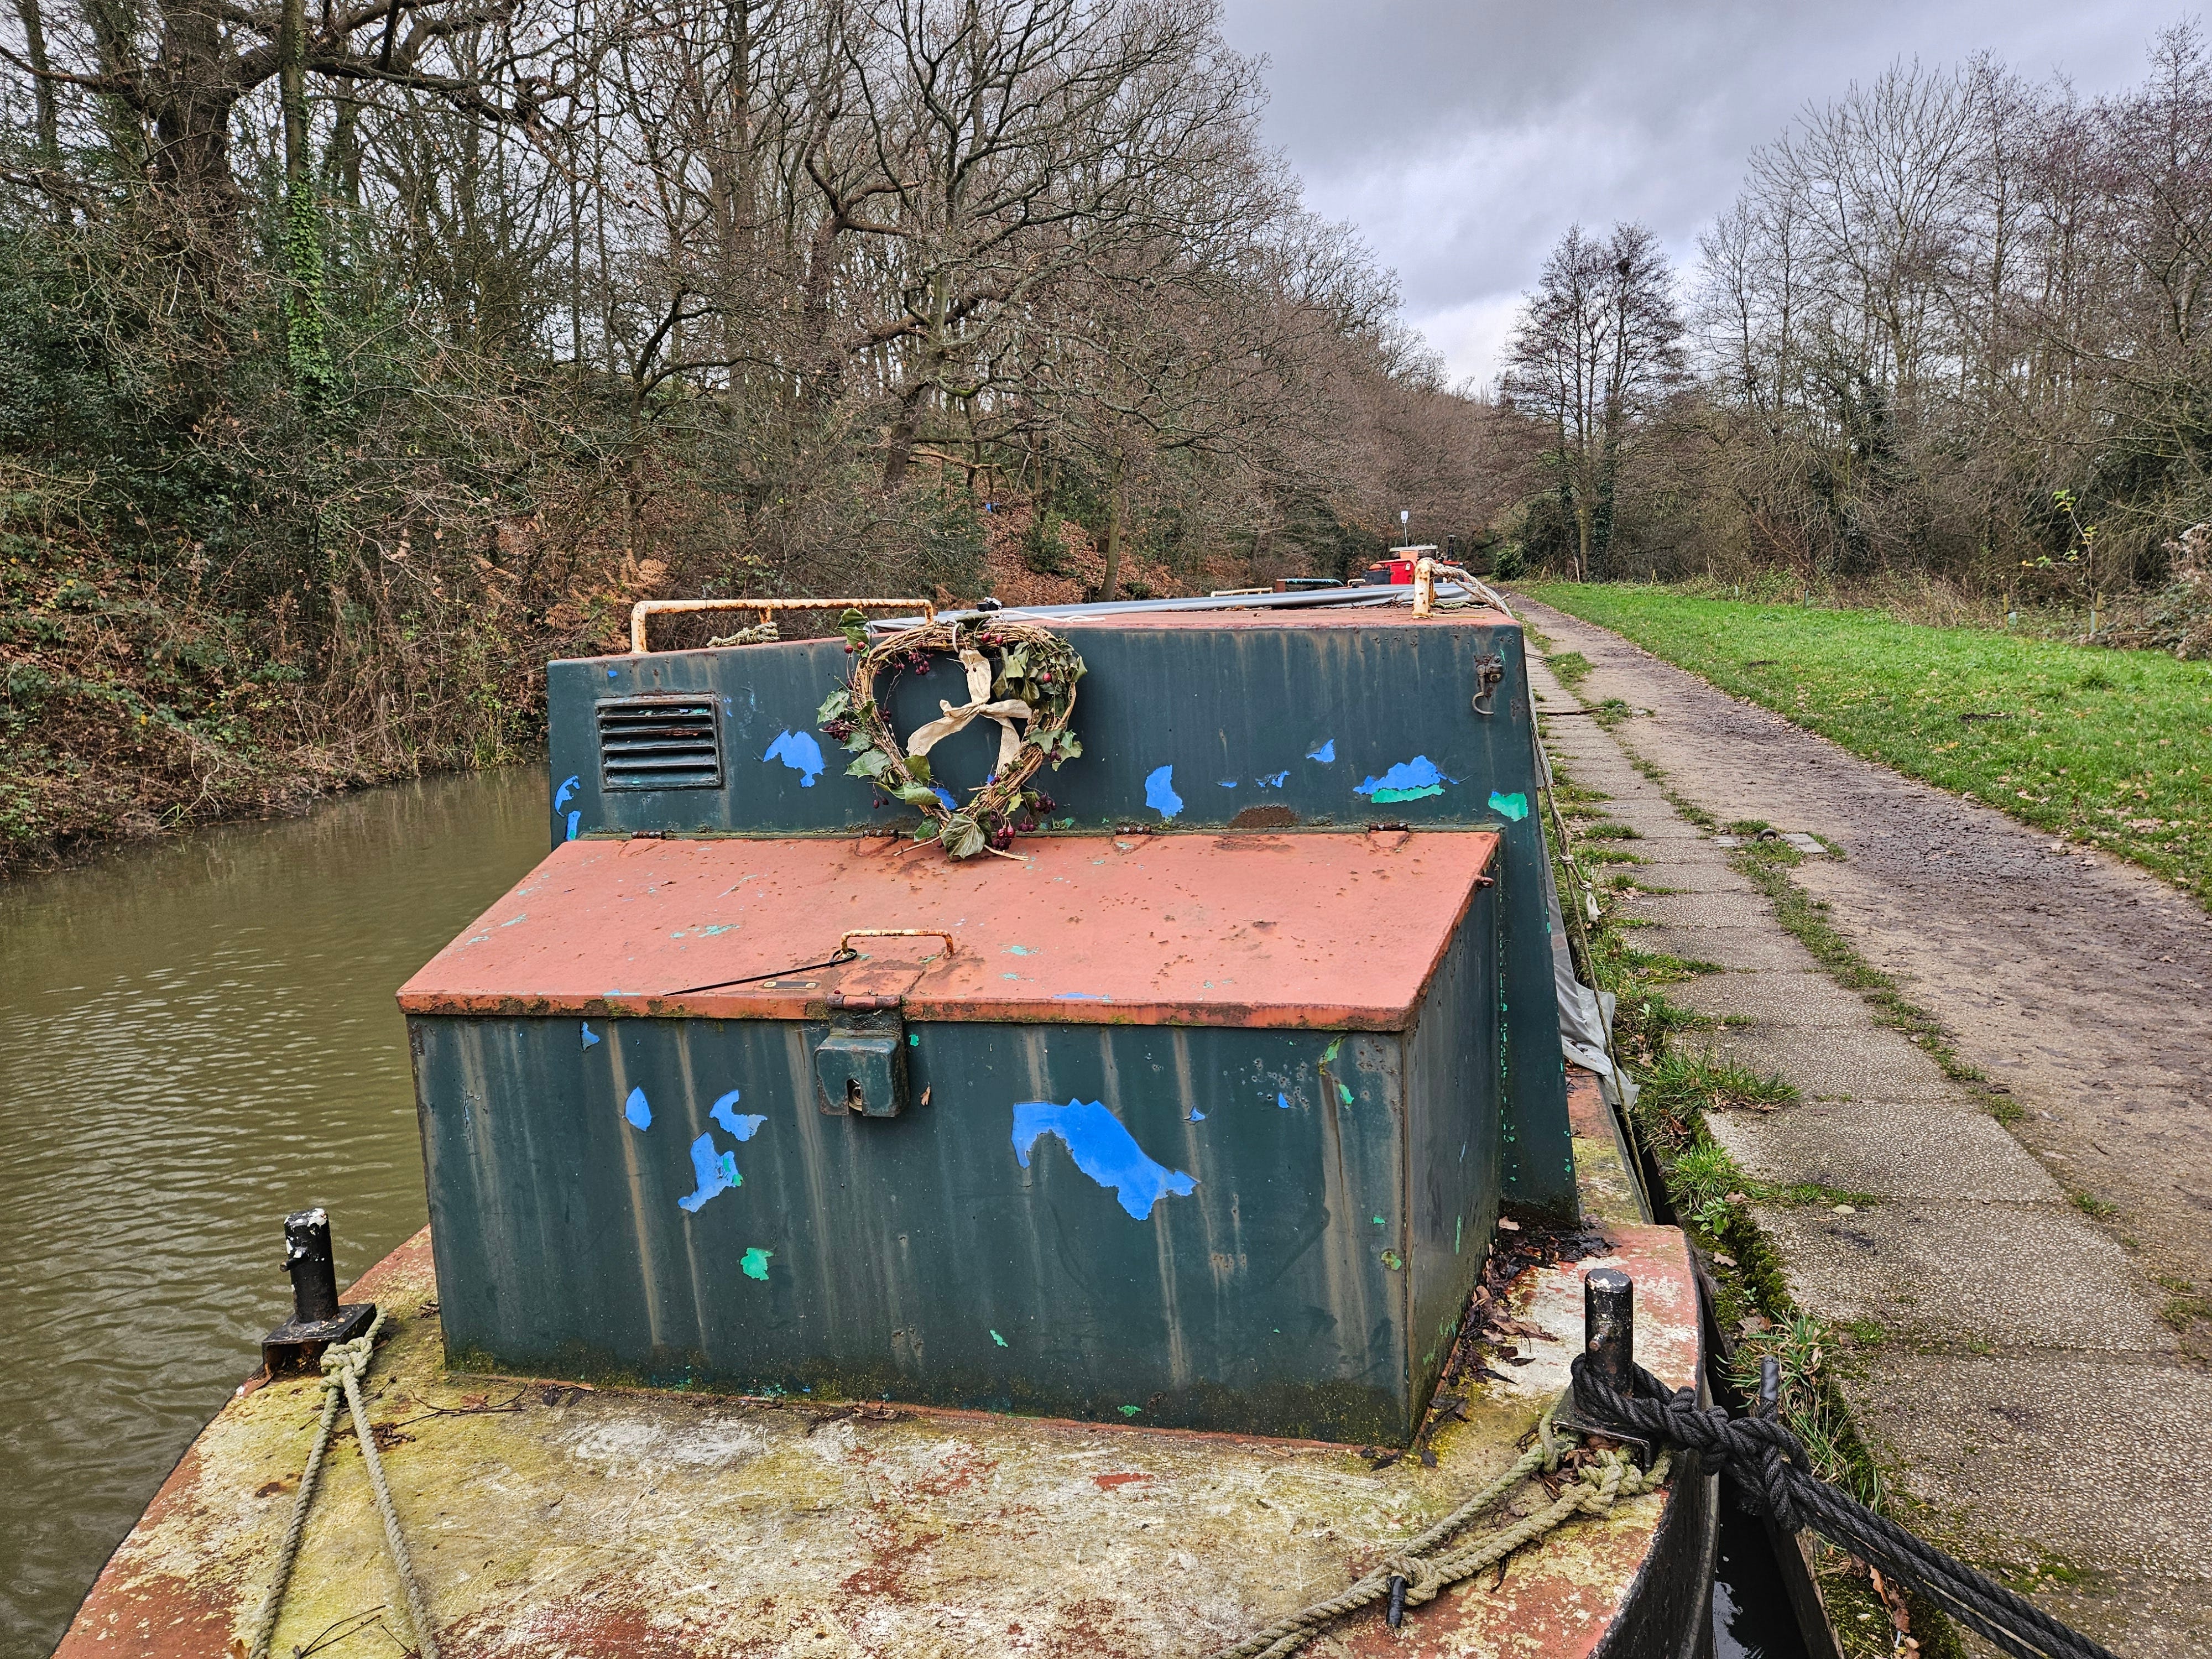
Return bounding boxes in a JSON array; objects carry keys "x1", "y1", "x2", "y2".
[
  {"x1": 709, "y1": 1091, "x2": 765, "y2": 1141},
  {"x1": 1307, "y1": 739, "x2": 1335, "y2": 762},
  {"x1": 607, "y1": 668, "x2": 619, "y2": 680},
  {"x1": 1012, "y1": 1100, "x2": 1197, "y2": 1220},
  {"x1": 501, "y1": 912, "x2": 527, "y2": 927},
  {"x1": 740, "y1": 1246, "x2": 772, "y2": 1281},
  {"x1": 1005, "y1": 945, "x2": 1035, "y2": 956},
  {"x1": 990, "y1": 1329, "x2": 1008, "y2": 1348},
  {"x1": 764, "y1": 729, "x2": 826, "y2": 785},
  {"x1": 624, "y1": 1087, "x2": 653, "y2": 1130},
  {"x1": 701, "y1": 924, "x2": 737, "y2": 936},
  {"x1": 1257, "y1": 771, "x2": 1288, "y2": 788},
  {"x1": 1277, "y1": 1092, "x2": 1292, "y2": 1110},
  {"x1": 678, "y1": 1133, "x2": 740, "y2": 1213},
  {"x1": 1053, "y1": 991, "x2": 1110, "y2": 1001},
  {"x1": 1187, "y1": 1107, "x2": 1207, "y2": 1121},
  {"x1": 1144, "y1": 765, "x2": 1183, "y2": 818},
  {"x1": 932, "y1": 785, "x2": 958, "y2": 812},
  {"x1": 1218, "y1": 778, "x2": 1238, "y2": 788},
  {"x1": 565, "y1": 811, "x2": 582, "y2": 841},
  {"x1": 554, "y1": 774, "x2": 581, "y2": 811},
  {"x1": 581, "y1": 1021, "x2": 601, "y2": 1048},
  {"x1": 1357, "y1": 755, "x2": 1449, "y2": 803},
  {"x1": 1486, "y1": 789, "x2": 1530, "y2": 822}
]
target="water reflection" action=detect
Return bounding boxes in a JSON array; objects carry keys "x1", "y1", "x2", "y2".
[
  {"x1": 1713, "y1": 1490, "x2": 1814, "y2": 1659},
  {"x1": 0, "y1": 769, "x2": 548, "y2": 1652}
]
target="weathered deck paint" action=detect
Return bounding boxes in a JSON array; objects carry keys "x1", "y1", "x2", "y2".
[
  {"x1": 399, "y1": 833, "x2": 1505, "y2": 1442},
  {"x1": 395, "y1": 831, "x2": 1501, "y2": 1030},
  {"x1": 54, "y1": 1214, "x2": 1708, "y2": 1659}
]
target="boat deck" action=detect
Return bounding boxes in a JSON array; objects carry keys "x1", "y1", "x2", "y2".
[{"x1": 55, "y1": 1147, "x2": 1704, "y2": 1658}]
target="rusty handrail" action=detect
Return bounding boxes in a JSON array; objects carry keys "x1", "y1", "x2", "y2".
[{"x1": 629, "y1": 597, "x2": 938, "y2": 654}]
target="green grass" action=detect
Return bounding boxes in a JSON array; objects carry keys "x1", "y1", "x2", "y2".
[{"x1": 1525, "y1": 583, "x2": 2212, "y2": 907}]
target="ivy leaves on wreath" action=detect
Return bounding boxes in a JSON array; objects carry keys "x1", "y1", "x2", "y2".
[{"x1": 816, "y1": 612, "x2": 1086, "y2": 860}]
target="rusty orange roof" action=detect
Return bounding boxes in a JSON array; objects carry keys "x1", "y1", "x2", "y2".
[{"x1": 397, "y1": 830, "x2": 1499, "y2": 1030}]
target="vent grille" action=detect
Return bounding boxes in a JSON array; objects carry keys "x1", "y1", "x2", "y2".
[{"x1": 597, "y1": 695, "x2": 722, "y2": 791}]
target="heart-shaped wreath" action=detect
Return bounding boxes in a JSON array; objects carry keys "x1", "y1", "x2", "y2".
[{"x1": 816, "y1": 613, "x2": 1086, "y2": 859}]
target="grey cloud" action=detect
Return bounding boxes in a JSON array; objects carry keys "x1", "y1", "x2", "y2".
[{"x1": 1219, "y1": 0, "x2": 2192, "y2": 379}]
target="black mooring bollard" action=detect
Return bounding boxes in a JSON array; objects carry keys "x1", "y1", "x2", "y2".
[
  {"x1": 1583, "y1": 1267, "x2": 1635, "y2": 1394},
  {"x1": 284, "y1": 1208, "x2": 342, "y2": 1325},
  {"x1": 262, "y1": 1208, "x2": 377, "y2": 1378}
]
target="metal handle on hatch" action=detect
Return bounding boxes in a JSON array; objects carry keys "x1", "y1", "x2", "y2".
[{"x1": 838, "y1": 928, "x2": 956, "y2": 960}]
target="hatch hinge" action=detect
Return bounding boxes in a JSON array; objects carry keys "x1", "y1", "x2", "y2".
[{"x1": 817, "y1": 993, "x2": 909, "y2": 1118}]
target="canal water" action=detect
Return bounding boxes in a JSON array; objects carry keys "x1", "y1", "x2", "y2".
[
  {"x1": 0, "y1": 768, "x2": 548, "y2": 1653},
  {"x1": 1, "y1": 762, "x2": 1808, "y2": 1655}
]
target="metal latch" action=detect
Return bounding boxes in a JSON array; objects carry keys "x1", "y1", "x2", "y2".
[
  {"x1": 1472, "y1": 653, "x2": 1506, "y2": 716},
  {"x1": 816, "y1": 994, "x2": 909, "y2": 1117},
  {"x1": 813, "y1": 929, "x2": 952, "y2": 1118}
]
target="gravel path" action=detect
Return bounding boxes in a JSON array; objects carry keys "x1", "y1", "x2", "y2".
[{"x1": 1515, "y1": 595, "x2": 2212, "y2": 1656}]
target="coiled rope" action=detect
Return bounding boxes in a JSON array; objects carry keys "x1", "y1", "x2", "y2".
[
  {"x1": 1569, "y1": 1354, "x2": 2120, "y2": 1659},
  {"x1": 242, "y1": 1313, "x2": 442, "y2": 1659},
  {"x1": 1205, "y1": 1405, "x2": 1671, "y2": 1659}
]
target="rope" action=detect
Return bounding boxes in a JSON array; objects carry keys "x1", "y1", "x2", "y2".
[
  {"x1": 242, "y1": 1313, "x2": 443, "y2": 1659},
  {"x1": 1204, "y1": 1406, "x2": 1669, "y2": 1659},
  {"x1": 706, "y1": 619, "x2": 780, "y2": 648},
  {"x1": 1569, "y1": 1356, "x2": 2121, "y2": 1659}
]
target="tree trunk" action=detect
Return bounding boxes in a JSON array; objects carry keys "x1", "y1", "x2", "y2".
[
  {"x1": 13, "y1": 0, "x2": 59, "y2": 166},
  {"x1": 148, "y1": 0, "x2": 242, "y2": 226},
  {"x1": 279, "y1": 0, "x2": 307, "y2": 184},
  {"x1": 1101, "y1": 463, "x2": 1125, "y2": 601}
]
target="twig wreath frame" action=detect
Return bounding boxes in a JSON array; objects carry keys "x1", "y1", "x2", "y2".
[{"x1": 816, "y1": 613, "x2": 1086, "y2": 859}]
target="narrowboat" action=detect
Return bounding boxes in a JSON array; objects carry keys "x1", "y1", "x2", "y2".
[{"x1": 56, "y1": 568, "x2": 1715, "y2": 1658}]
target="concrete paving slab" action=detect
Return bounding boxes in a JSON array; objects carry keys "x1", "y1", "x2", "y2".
[
  {"x1": 1631, "y1": 925, "x2": 1818, "y2": 974},
  {"x1": 1846, "y1": 1352, "x2": 2212, "y2": 1582},
  {"x1": 1625, "y1": 891, "x2": 1778, "y2": 931},
  {"x1": 1665, "y1": 969, "x2": 1879, "y2": 1029},
  {"x1": 1604, "y1": 866, "x2": 1762, "y2": 901},
  {"x1": 1699, "y1": 1022, "x2": 1955, "y2": 1103},
  {"x1": 1707, "y1": 1101, "x2": 2064, "y2": 1202},
  {"x1": 1579, "y1": 813, "x2": 1715, "y2": 843},
  {"x1": 1756, "y1": 1201, "x2": 2174, "y2": 1352}
]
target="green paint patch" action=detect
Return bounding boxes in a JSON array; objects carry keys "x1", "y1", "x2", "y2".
[
  {"x1": 990, "y1": 1329, "x2": 1008, "y2": 1347},
  {"x1": 1486, "y1": 790, "x2": 1529, "y2": 821},
  {"x1": 740, "y1": 1246, "x2": 773, "y2": 1281},
  {"x1": 1117, "y1": 1404, "x2": 1142, "y2": 1417},
  {"x1": 1380, "y1": 1249, "x2": 1404, "y2": 1271}
]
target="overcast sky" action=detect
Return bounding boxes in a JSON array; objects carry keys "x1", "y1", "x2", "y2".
[{"x1": 1217, "y1": 1, "x2": 2196, "y2": 388}]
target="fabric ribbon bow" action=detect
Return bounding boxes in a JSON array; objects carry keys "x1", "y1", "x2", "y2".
[{"x1": 906, "y1": 644, "x2": 1032, "y2": 774}]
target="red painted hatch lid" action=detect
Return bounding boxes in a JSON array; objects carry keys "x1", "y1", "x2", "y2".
[{"x1": 397, "y1": 831, "x2": 1499, "y2": 1030}]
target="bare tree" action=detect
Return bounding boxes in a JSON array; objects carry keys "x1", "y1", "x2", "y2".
[{"x1": 1503, "y1": 221, "x2": 1684, "y2": 579}]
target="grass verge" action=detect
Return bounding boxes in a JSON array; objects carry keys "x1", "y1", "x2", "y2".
[{"x1": 1524, "y1": 582, "x2": 2212, "y2": 909}]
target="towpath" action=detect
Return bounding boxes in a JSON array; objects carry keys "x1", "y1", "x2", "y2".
[{"x1": 1513, "y1": 595, "x2": 2212, "y2": 1656}]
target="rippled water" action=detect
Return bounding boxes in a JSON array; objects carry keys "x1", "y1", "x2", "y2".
[{"x1": 0, "y1": 768, "x2": 548, "y2": 1652}]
